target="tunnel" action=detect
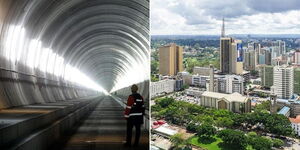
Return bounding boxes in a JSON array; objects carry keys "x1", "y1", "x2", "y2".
[{"x1": 0, "y1": 0, "x2": 149, "y2": 149}]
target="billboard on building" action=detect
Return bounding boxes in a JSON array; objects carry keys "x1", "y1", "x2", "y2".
[{"x1": 237, "y1": 43, "x2": 243, "y2": 62}]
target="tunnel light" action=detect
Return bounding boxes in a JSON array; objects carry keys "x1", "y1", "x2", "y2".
[
  {"x1": 46, "y1": 50, "x2": 56, "y2": 74},
  {"x1": 34, "y1": 41, "x2": 42, "y2": 68},
  {"x1": 4, "y1": 25, "x2": 26, "y2": 62},
  {"x1": 27, "y1": 39, "x2": 41, "y2": 68},
  {"x1": 110, "y1": 59, "x2": 149, "y2": 93},
  {"x1": 39, "y1": 48, "x2": 51, "y2": 72},
  {"x1": 54, "y1": 56, "x2": 64, "y2": 77},
  {"x1": 64, "y1": 64, "x2": 108, "y2": 94},
  {"x1": 3, "y1": 24, "x2": 112, "y2": 94}
]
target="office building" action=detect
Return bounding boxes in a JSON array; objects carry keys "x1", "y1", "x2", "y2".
[
  {"x1": 175, "y1": 79, "x2": 184, "y2": 91},
  {"x1": 244, "y1": 49, "x2": 257, "y2": 71},
  {"x1": 220, "y1": 37, "x2": 234, "y2": 73},
  {"x1": 192, "y1": 75, "x2": 208, "y2": 87},
  {"x1": 200, "y1": 91, "x2": 251, "y2": 113},
  {"x1": 231, "y1": 40, "x2": 244, "y2": 74},
  {"x1": 177, "y1": 72, "x2": 192, "y2": 85},
  {"x1": 294, "y1": 51, "x2": 300, "y2": 65},
  {"x1": 271, "y1": 40, "x2": 286, "y2": 59},
  {"x1": 273, "y1": 65, "x2": 294, "y2": 99},
  {"x1": 220, "y1": 38, "x2": 244, "y2": 74},
  {"x1": 260, "y1": 65, "x2": 274, "y2": 88},
  {"x1": 219, "y1": 19, "x2": 243, "y2": 74},
  {"x1": 265, "y1": 50, "x2": 272, "y2": 65},
  {"x1": 217, "y1": 75, "x2": 244, "y2": 94},
  {"x1": 259, "y1": 54, "x2": 266, "y2": 64},
  {"x1": 294, "y1": 67, "x2": 300, "y2": 95},
  {"x1": 159, "y1": 43, "x2": 183, "y2": 76},
  {"x1": 193, "y1": 66, "x2": 211, "y2": 76},
  {"x1": 150, "y1": 79, "x2": 176, "y2": 97}
]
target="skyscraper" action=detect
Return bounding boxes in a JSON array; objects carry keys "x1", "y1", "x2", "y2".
[
  {"x1": 231, "y1": 40, "x2": 244, "y2": 74},
  {"x1": 273, "y1": 65, "x2": 294, "y2": 99},
  {"x1": 244, "y1": 49, "x2": 256, "y2": 71},
  {"x1": 294, "y1": 67, "x2": 300, "y2": 95},
  {"x1": 271, "y1": 40, "x2": 286, "y2": 58},
  {"x1": 220, "y1": 37, "x2": 233, "y2": 73},
  {"x1": 294, "y1": 51, "x2": 300, "y2": 65},
  {"x1": 159, "y1": 43, "x2": 183, "y2": 76},
  {"x1": 220, "y1": 19, "x2": 243, "y2": 74},
  {"x1": 260, "y1": 65, "x2": 273, "y2": 88}
]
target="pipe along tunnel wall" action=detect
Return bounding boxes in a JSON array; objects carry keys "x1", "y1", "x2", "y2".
[{"x1": 0, "y1": 0, "x2": 149, "y2": 149}]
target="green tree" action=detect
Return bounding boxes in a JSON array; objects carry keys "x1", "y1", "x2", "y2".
[
  {"x1": 250, "y1": 136, "x2": 272, "y2": 150},
  {"x1": 186, "y1": 122, "x2": 198, "y2": 132},
  {"x1": 217, "y1": 129, "x2": 248, "y2": 149},
  {"x1": 197, "y1": 123, "x2": 216, "y2": 139},
  {"x1": 265, "y1": 114, "x2": 293, "y2": 136},
  {"x1": 170, "y1": 133, "x2": 191, "y2": 150},
  {"x1": 156, "y1": 97, "x2": 175, "y2": 108},
  {"x1": 254, "y1": 100, "x2": 270, "y2": 112},
  {"x1": 215, "y1": 117, "x2": 234, "y2": 127},
  {"x1": 151, "y1": 60, "x2": 159, "y2": 74},
  {"x1": 183, "y1": 84, "x2": 190, "y2": 89},
  {"x1": 201, "y1": 115, "x2": 214, "y2": 125},
  {"x1": 272, "y1": 138, "x2": 284, "y2": 148}
]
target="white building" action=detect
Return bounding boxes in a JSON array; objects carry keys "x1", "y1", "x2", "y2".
[
  {"x1": 213, "y1": 75, "x2": 244, "y2": 95},
  {"x1": 289, "y1": 115, "x2": 300, "y2": 136},
  {"x1": 193, "y1": 66, "x2": 211, "y2": 76},
  {"x1": 150, "y1": 79, "x2": 176, "y2": 97},
  {"x1": 273, "y1": 65, "x2": 294, "y2": 99},
  {"x1": 294, "y1": 51, "x2": 300, "y2": 65},
  {"x1": 192, "y1": 75, "x2": 208, "y2": 87},
  {"x1": 185, "y1": 88, "x2": 205, "y2": 97}
]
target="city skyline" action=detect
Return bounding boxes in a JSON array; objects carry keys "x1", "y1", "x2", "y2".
[{"x1": 151, "y1": 0, "x2": 300, "y2": 35}]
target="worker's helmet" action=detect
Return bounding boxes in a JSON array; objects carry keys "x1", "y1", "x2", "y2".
[{"x1": 131, "y1": 84, "x2": 138, "y2": 92}]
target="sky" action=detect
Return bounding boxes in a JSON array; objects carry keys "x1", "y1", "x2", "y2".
[{"x1": 150, "y1": 0, "x2": 300, "y2": 35}]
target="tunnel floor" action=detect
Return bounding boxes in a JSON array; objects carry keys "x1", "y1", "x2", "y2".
[{"x1": 50, "y1": 96, "x2": 149, "y2": 150}]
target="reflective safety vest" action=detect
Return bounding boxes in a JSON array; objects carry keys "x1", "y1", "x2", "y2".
[{"x1": 124, "y1": 93, "x2": 145, "y2": 119}]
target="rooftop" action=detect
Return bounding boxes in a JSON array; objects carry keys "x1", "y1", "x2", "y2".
[
  {"x1": 202, "y1": 91, "x2": 248, "y2": 103},
  {"x1": 289, "y1": 115, "x2": 300, "y2": 124},
  {"x1": 277, "y1": 106, "x2": 290, "y2": 115}
]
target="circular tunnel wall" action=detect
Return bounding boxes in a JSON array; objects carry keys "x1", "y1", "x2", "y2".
[{"x1": 0, "y1": 0, "x2": 149, "y2": 109}]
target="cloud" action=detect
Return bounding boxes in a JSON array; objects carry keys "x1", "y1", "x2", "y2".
[{"x1": 151, "y1": 0, "x2": 300, "y2": 35}]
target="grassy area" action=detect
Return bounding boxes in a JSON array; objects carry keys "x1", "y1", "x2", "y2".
[{"x1": 188, "y1": 136, "x2": 254, "y2": 150}]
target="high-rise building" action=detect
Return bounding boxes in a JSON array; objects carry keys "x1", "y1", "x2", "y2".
[
  {"x1": 248, "y1": 42, "x2": 261, "y2": 65},
  {"x1": 244, "y1": 49, "x2": 257, "y2": 71},
  {"x1": 260, "y1": 65, "x2": 273, "y2": 88},
  {"x1": 193, "y1": 66, "x2": 211, "y2": 76},
  {"x1": 294, "y1": 67, "x2": 300, "y2": 95},
  {"x1": 265, "y1": 50, "x2": 272, "y2": 65},
  {"x1": 159, "y1": 43, "x2": 183, "y2": 76},
  {"x1": 271, "y1": 40, "x2": 286, "y2": 58},
  {"x1": 220, "y1": 37, "x2": 233, "y2": 73},
  {"x1": 218, "y1": 75, "x2": 244, "y2": 94},
  {"x1": 273, "y1": 65, "x2": 294, "y2": 99},
  {"x1": 231, "y1": 40, "x2": 244, "y2": 74},
  {"x1": 219, "y1": 19, "x2": 243, "y2": 74},
  {"x1": 259, "y1": 54, "x2": 266, "y2": 64},
  {"x1": 294, "y1": 51, "x2": 300, "y2": 65}
]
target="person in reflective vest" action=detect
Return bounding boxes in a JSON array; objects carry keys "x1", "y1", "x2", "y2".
[{"x1": 124, "y1": 84, "x2": 145, "y2": 147}]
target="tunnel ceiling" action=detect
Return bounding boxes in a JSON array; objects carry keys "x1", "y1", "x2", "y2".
[{"x1": 0, "y1": 0, "x2": 149, "y2": 93}]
